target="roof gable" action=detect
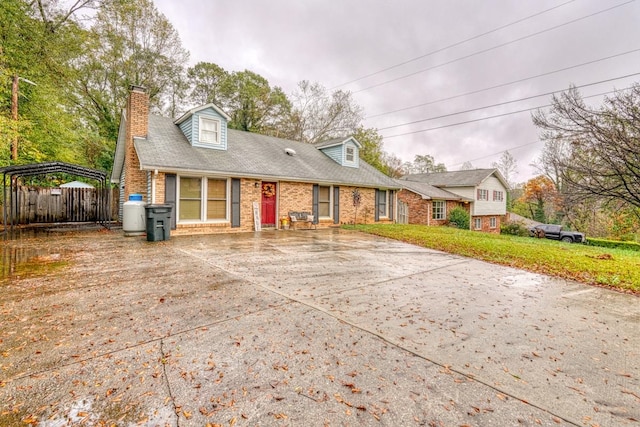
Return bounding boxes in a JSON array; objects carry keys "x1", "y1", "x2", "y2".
[
  {"x1": 315, "y1": 136, "x2": 361, "y2": 168},
  {"x1": 396, "y1": 179, "x2": 471, "y2": 201},
  {"x1": 175, "y1": 105, "x2": 229, "y2": 151},
  {"x1": 174, "y1": 103, "x2": 231, "y2": 124}
]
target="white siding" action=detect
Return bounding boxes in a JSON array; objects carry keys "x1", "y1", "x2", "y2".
[
  {"x1": 178, "y1": 107, "x2": 228, "y2": 150},
  {"x1": 442, "y1": 186, "x2": 475, "y2": 200},
  {"x1": 473, "y1": 176, "x2": 507, "y2": 216}
]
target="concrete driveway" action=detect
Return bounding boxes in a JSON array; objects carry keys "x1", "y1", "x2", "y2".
[{"x1": 1, "y1": 228, "x2": 638, "y2": 426}]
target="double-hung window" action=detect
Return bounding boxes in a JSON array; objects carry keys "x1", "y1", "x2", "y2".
[
  {"x1": 179, "y1": 176, "x2": 228, "y2": 222},
  {"x1": 493, "y1": 190, "x2": 504, "y2": 201},
  {"x1": 377, "y1": 190, "x2": 388, "y2": 218},
  {"x1": 477, "y1": 189, "x2": 488, "y2": 201},
  {"x1": 318, "y1": 185, "x2": 331, "y2": 218},
  {"x1": 432, "y1": 200, "x2": 446, "y2": 220},
  {"x1": 199, "y1": 117, "x2": 220, "y2": 145},
  {"x1": 490, "y1": 217, "x2": 497, "y2": 228},
  {"x1": 179, "y1": 177, "x2": 202, "y2": 221},
  {"x1": 207, "y1": 179, "x2": 227, "y2": 220},
  {"x1": 474, "y1": 218, "x2": 482, "y2": 229},
  {"x1": 346, "y1": 147, "x2": 355, "y2": 162}
]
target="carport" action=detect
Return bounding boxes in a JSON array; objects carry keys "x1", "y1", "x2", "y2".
[{"x1": 0, "y1": 161, "x2": 110, "y2": 232}]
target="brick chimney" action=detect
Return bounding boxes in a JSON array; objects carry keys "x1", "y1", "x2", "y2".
[{"x1": 124, "y1": 85, "x2": 149, "y2": 202}]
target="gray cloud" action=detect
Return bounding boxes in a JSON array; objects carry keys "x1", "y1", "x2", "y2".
[{"x1": 154, "y1": 0, "x2": 640, "y2": 183}]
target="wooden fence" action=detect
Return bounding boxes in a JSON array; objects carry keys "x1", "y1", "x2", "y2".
[{"x1": 2, "y1": 187, "x2": 118, "y2": 225}]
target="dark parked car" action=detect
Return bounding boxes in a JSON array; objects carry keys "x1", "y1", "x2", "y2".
[{"x1": 529, "y1": 224, "x2": 586, "y2": 243}]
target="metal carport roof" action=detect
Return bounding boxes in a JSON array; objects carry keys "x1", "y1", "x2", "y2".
[{"x1": 0, "y1": 162, "x2": 110, "y2": 232}]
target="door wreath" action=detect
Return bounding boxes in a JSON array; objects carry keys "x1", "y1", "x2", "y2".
[{"x1": 262, "y1": 183, "x2": 276, "y2": 198}]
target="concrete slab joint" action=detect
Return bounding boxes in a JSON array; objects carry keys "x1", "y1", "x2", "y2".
[{"x1": 0, "y1": 228, "x2": 638, "y2": 426}]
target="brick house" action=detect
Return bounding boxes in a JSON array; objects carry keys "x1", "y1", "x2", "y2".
[
  {"x1": 398, "y1": 169, "x2": 508, "y2": 233},
  {"x1": 111, "y1": 86, "x2": 400, "y2": 235}
]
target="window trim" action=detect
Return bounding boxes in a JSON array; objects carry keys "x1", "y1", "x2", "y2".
[
  {"x1": 205, "y1": 178, "x2": 229, "y2": 221},
  {"x1": 477, "y1": 189, "x2": 489, "y2": 201},
  {"x1": 378, "y1": 189, "x2": 389, "y2": 218},
  {"x1": 493, "y1": 190, "x2": 504, "y2": 201},
  {"x1": 432, "y1": 200, "x2": 446, "y2": 220},
  {"x1": 177, "y1": 175, "x2": 230, "y2": 223},
  {"x1": 345, "y1": 146, "x2": 355, "y2": 162},
  {"x1": 318, "y1": 185, "x2": 333, "y2": 219},
  {"x1": 178, "y1": 176, "x2": 202, "y2": 222},
  {"x1": 474, "y1": 217, "x2": 482, "y2": 230},
  {"x1": 199, "y1": 116, "x2": 221, "y2": 145}
]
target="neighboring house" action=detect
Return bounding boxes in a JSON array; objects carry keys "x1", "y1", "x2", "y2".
[
  {"x1": 59, "y1": 180, "x2": 94, "y2": 188},
  {"x1": 395, "y1": 179, "x2": 473, "y2": 226},
  {"x1": 111, "y1": 86, "x2": 399, "y2": 234},
  {"x1": 398, "y1": 169, "x2": 509, "y2": 233}
]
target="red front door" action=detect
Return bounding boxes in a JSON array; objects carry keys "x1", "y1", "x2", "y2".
[{"x1": 261, "y1": 182, "x2": 277, "y2": 227}]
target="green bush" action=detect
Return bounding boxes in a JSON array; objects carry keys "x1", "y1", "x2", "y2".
[
  {"x1": 501, "y1": 221, "x2": 530, "y2": 236},
  {"x1": 448, "y1": 207, "x2": 470, "y2": 230},
  {"x1": 587, "y1": 238, "x2": 640, "y2": 252}
]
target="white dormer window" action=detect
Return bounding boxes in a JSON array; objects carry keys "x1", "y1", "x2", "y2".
[
  {"x1": 199, "y1": 117, "x2": 220, "y2": 144},
  {"x1": 346, "y1": 147, "x2": 355, "y2": 162}
]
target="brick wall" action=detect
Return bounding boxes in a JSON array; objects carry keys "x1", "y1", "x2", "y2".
[
  {"x1": 338, "y1": 186, "x2": 380, "y2": 225},
  {"x1": 432, "y1": 200, "x2": 470, "y2": 226},
  {"x1": 167, "y1": 181, "x2": 391, "y2": 235},
  {"x1": 398, "y1": 190, "x2": 472, "y2": 227},
  {"x1": 398, "y1": 189, "x2": 429, "y2": 225},
  {"x1": 154, "y1": 172, "x2": 165, "y2": 203},
  {"x1": 124, "y1": 86, "x2": 149, "y2": 202},
  {"x1": 471, "y1": 215, "x2": 502, "y2": 234},
  {"x1": 241, "y1": 178, "x2": 262, "y2": 230},
  {"x1": 278, "y1": 181, "x2": 313, "y2": 218}
]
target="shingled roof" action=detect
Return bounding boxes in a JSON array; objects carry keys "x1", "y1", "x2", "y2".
[
  {"x1": 396, "y1": 179, "x2": 472, "y2": 201},
  {"x1": 401, "y1": 168, "x2": 508, "y2": 189},
  {"x1": 133, "y1": 115, "x2": 399, "y2": 189}
]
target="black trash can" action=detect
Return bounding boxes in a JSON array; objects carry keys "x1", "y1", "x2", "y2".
[{"x1": 145, "y1": 204, "x2": 172, "y2": 241}]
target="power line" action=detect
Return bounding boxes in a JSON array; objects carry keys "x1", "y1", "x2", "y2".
[
  {"x1": 380, "y1": 87, "x2": 630, "y2": 139},
  {"x1": 331, "y1": 0, "x2": 577, "y2": 89},
  {"x1": 447, "y1": 140, "x2": 543, "y2": 169},
  {"x1": 353, "y1": 0, "x2": 636, "y2": 94},
  {"x1": 365, "y1": 49, "x2": 640, "y2": 119},
  {"x1": 375, "y1": 72, "x2": 640, "y2": 131}
]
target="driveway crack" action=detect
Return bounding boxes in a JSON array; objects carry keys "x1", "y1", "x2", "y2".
[
  {"x1": 160, "y1": 338, "x2": 180, "y2": 427},
  {"x1": 254, "y1": 281, "x2": 583, "y2": 427}
]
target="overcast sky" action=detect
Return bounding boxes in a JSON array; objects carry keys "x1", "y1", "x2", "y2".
[{"x1": 153, "y1": 0, "x2": 640, "y2": 183}]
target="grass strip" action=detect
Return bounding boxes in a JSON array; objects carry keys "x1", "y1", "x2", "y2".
[{"x1": 347, "y1": 224, "x2": 640, "y2": 293}]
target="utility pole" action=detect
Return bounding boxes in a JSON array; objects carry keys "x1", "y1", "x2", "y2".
[
  {"x1": 10, "y1": 75, "x2": 37, "y2": 161},
  {"x1": 11, "y1": 75, "x2": 19, "y2": 161}
]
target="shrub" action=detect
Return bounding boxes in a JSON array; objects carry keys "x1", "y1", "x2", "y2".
[
  {"x1": 586, "y1": 238, "x2": 640, "y2": 252},
  {"x1": 448, "y1": 207, "x2": 470, "y2": 230},
  {"x1": 501, "y1": 221, "x2": 530, "y2": 236}
]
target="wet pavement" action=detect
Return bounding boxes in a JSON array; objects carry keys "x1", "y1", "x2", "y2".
[{"x1": 0, "y1": 228, "x2": 638, "y2": 426}]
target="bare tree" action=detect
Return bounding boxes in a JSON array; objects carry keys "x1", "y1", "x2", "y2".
[
  {"x1": 532, "y1": 85, "x2": 640, "y2": 208},
  {"x1": 34, "y1": 0, "x2": 98, "y2": 33},
  {"x1": 382, "y1": 152, "x2": 405, "y2": 178},
  {"x1": 491, "y1": 150, "x2": 517, "y2": 188},
  {"x1": 459, "y1": 161, "x2": 475, "y2": 170},
  {"x1": 284, "y1": 81, "x2": 363, "y2": 143}
]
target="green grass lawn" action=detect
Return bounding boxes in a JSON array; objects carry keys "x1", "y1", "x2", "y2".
[{"x1": 348, "y1": 224, "x2": 640, "y2": 293}]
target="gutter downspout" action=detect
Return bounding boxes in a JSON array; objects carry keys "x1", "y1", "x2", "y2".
[{"x1": 151, "y1": 170, "x2": 158, "y2": 204}]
